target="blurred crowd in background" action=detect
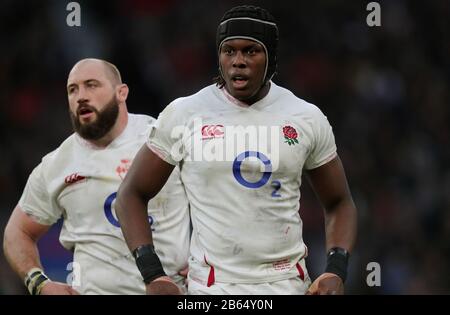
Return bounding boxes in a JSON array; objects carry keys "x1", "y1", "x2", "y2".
[{"x1": 0, "y1": 0, "x2": 448, "y2": 294}]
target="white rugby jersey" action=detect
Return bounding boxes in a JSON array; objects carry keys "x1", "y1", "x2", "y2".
[
  {"x1": 148, "y1": 82, "x2": 337, "y2": 284},
  {"x1": 18, "y1": 114, "x2": 190, "y2": 294}
]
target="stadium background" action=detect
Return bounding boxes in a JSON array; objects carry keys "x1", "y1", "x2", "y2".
[{"x1": 0, "y1": 0, "x2": 448, "y2": 294}]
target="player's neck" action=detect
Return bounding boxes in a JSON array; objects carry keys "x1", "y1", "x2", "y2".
[
  {"x1": 226, "y1": 82, "x2": 271, "y2": 106},
  {"x1": 88, "y1": 106, "x2": 129, "y2": 148},
  {"x1": 245, "y1": 82, "x2": 270, "y2": 105}
]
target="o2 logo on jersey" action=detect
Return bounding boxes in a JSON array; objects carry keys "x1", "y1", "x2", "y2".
[
  {"x1": 233, "y1": 151, "x2": 272, "y2": 188},
  {"x1": 232, "y1": 151, "x2": 282, "y2": 197},
  {"x1": 104, "y1": 192, "x2": 154, "y2": 230}
]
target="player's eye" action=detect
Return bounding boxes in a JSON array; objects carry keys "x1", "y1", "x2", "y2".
[
  {"x1": 247, "y1": 47, "x2": 261, "y2": 55},
  {"x1": 223, "y1": 47, "x2": 234, "y2": 55}
]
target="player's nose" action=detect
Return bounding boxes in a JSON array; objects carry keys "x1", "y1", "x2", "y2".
[
  {"x1": 76, "y1": 87, "x2": 89, "y2": 104},
  {"x1": 232, "y1": 51, "x2": 246, "y2": 68},
  {"x1": 77, "y1": 98, "x2": 89, "y2": 107}
]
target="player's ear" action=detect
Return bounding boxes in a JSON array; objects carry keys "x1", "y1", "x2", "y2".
[{"x1": 117, "y1": 84, "x2": 129, "y2": 102}]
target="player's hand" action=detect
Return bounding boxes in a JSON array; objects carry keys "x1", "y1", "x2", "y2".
[
  {"x1": 178, "y1": 266, "x2": 189, "y2": 278},
  {"x1": 306, "y1": 273, "x2": 344, "y2": 295},
  {"x1": 145, "y1": 276, "x2": 183, "y2": 295},
  {"x1": 178, "y1": 266, "x2": 189, "y2": 290},
  {"x1": 39, "y1": 281, "x2": 80, "y2": 295}
]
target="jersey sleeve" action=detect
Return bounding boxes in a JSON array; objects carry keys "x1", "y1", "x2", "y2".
[
  {"x1": 18, "y1": 163, "x2": 62, "y2": 225},
  {"x1": 304, "y1": 107, "x2": 337, "y2": 170},
  {"x1": 147, "y1": 101, "x2": 186, "y2": 165}
]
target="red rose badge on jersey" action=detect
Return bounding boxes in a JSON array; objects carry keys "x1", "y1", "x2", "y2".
[
  {"x1": 283, "y1": 125, "x2": 299, "y2": 146},
  {"x1": 116, "y1": 159, "x2": 132, "y2": 180}
]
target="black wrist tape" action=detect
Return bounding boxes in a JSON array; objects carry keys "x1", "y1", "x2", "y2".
[
  {"x1": 24, "y1": 268, "x2": 49, "y2": 295},
  {"x1": 133, "y1": 244, "x2": 166, "y2": 284},
  {"x1": 32, "y1": 274, "x2": 49, "y2": 295},
  {"x1": 325, "y1": 247, "x2": 349, "y2": 283}
]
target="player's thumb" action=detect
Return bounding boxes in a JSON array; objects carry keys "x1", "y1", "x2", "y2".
[
  {"x1": 306, "y1": 283, "x2": 318, "y2": 295},
  {"x1": 67, "y1": 286, "x2": 80, "y2": 295}
]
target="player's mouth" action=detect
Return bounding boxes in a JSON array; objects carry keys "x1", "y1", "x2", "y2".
[
  {"x1": 77, "y1": 106, "x2": 96, "y2": 120},
  {"x1": 230, "y1": 74, "x2": 249, "y2": 89}
]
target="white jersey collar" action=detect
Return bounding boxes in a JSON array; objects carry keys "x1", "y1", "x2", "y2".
[{"x1": 219, "y1": 81, "x2": 278, "y2": 109}]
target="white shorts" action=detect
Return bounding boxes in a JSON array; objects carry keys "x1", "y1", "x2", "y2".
[
  {"x1": 187, "y1": 276, "x2": 311, "y2": 295},
  {"x1": 73, "y1": 250, "x2": 187, "y2": 295}
]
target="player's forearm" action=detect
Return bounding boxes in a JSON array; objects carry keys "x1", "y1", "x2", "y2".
[
  {"x1": 323, "y1": 197, "x2": 357, "y2": 253},
  {"x1": 3, "y1": 225, "x2": 44, "y2": 279},
  {"x1": 116, "y1": 144, "x2": 175, "y2": 253},
  {"x1": 115, "y1": 184, "x2": 154, "y2": 252}
]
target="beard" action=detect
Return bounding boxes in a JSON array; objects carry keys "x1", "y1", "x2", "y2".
[{"x1": 70, "y1": 96, "x2": 119, "y2": 141}]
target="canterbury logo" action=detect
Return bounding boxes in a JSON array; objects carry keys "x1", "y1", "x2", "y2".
[
  {"x1": 64, "y1": 173, "x2": 86, "y2": 185},
  {"x1": 201, "y1": 125, "x2": 224, "y2": 139}
]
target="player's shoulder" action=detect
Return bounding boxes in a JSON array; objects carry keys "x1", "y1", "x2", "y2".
[
  {"x1": 160, "y1": 85, "x2": 217, "y2": 120},
  {"x1": 39, "y1": 133, "x2": 78, "y2": 172},
  {"x1": 169, "y1": 85, "x2": 215, "y2": 108},
  {"x1": 127, "y1": 113, "x2": 156, "y2": 134},
  {"x1": 271, "y1": 82, "x2": 326, "y2": 118},
  {"x1": 128, "y1": 113, "x2": 156, "y2": 125}
]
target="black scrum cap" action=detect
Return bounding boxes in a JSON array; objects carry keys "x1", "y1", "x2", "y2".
[{"x1": 217, "y1": 6, "x2": 279, "y2": 82}]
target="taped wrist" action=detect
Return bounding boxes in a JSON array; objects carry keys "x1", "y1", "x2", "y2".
[
  {"x1": 133, "y1": 244, "x2": 166, "y2": 284},
  {"x1": 24, "y1": 268, "x2": 50, "y2": 295},
  {"x1": 325, "y1": 247, "x2": 350, "y2": 283}
]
